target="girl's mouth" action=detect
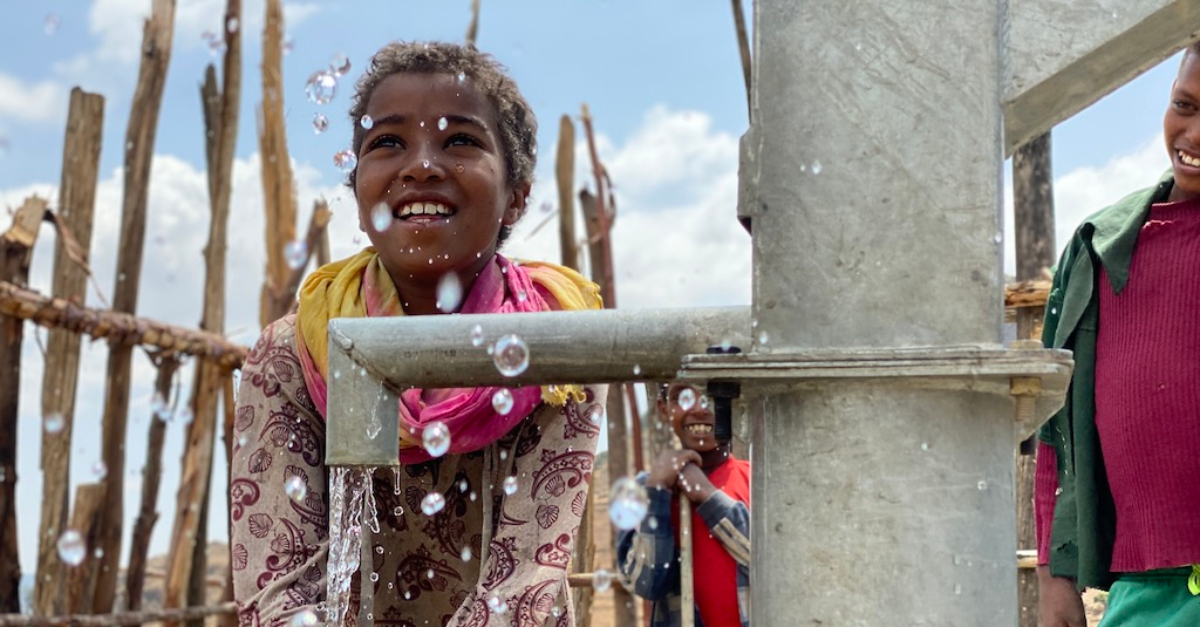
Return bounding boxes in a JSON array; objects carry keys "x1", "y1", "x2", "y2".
[{"x1": 395, "y1": 201, "x2": 456, "y2": 221}]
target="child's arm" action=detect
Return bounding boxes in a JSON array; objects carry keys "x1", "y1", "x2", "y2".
[
  {"x1": 680, "y1": 464, "x2": 751, "y2": 569},
  {"x1": 616, "y1": 473, "x2": 679, "y2": 600}
]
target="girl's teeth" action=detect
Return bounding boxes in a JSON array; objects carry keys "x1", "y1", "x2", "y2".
[{"x1": 1180, "y1": 151, "x2": 1200, "y2": 167}]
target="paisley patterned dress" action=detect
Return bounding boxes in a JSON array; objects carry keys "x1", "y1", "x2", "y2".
[{"x1": 230, "y1": 314, "x2": 604, "y2": 627}]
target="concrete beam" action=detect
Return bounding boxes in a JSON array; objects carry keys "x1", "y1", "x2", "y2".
[{"x1": 1004, "y1": 0, "x2": 1200, "y2": 154}]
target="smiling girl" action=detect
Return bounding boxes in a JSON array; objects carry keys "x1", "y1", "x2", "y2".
[{"x1": 231, "y1": 41, "x2": 604, "y2": 626}]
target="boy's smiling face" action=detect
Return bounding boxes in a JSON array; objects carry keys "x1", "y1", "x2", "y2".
[
  {"x1": 1165, "y1": 51, "x2": 1200, "y2": 201},
  {"x1": 659, "y1": 383, "x2": 718, "y2": 453}
]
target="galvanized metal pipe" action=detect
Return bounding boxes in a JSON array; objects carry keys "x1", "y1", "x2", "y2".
[{"x1": 327, "y1": 306, "x2": 751, "y2": 389}]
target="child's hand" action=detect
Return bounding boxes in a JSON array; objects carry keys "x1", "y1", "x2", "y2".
[
  {"x1": 647, "y1": 450, "x2": 703, "y2": 490},
  {"x1": 677, "y1": 462, "x2": 718, "y2": 504}
]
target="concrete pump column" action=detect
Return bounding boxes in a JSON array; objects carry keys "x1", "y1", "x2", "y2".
[{"x1": 743, "y1": 1, "x2": 1013, "y2": 624}]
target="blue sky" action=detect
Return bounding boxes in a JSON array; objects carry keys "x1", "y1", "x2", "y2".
[{"x1": 0, "y1": 0, "x2": 1184, "y2": 574}]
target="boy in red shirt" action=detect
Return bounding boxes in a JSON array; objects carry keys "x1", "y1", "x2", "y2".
[{"x1": 616, "y1": 382, "x2": 750, "y2": 627}]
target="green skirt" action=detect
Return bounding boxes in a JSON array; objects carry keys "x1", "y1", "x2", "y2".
[{"x1": 1098, "y1": 568, "x2": 1200, "y2": 627}]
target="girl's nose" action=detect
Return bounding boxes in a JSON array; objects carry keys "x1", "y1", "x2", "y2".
[{"x1": 399, "y1": 140, "x2": 446, "y2": 183}]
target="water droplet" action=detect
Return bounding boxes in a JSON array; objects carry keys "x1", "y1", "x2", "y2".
[
  {"x1": 758, "y1": 331, "x2": 769, "y2": 345},
  {"x1": 438, "y1": 116, "x2": 448, "y2": 131},
  {"x1": 551, "y1": 606, "x2": 562, "y2": 618},
  {"x1": 201, "y1": 30, "x2": 224, "y2": 57},
  {"x1": 44, "y1": 13, "x2": 60, "y2": 35},
  {"x1": 284, "y1": 240, "x2": 308, "y2": 270},
  {"x1": 457, "y1": 71, "x2": 466, "y2": 82},
  {"x1": 422, "y1": 159, "x2": 430, "y2": 169},
  {"x1": 305, "y1": 70, "x2": 337, "y2": 105},
  {"x1": 977, "y1": 480, "x2": 988, "y2": 490},
  {"x1": 1054, "y1": 487, "x2": 1063, "y2": 496},
  {"x1": 585, "y1": 404, "x2": 604, "y2": 426},
  {"x1": 455, "y1": 163, "x2": 466, "y2": 174},
  {"x1": 287, "y1": 610, "x2": 319, "y2": 627},
  {"x1": 284, "y1": 476, "x2": 307, "y2": 503},
  {"x1": 329, "y1": 53, "x2": 351, "y2": 76},
  {"x1": 492, "y1": 389, "x2": 514, "y2": 415},
  {"x1": 609, "y1": 477, "x2": 649, "y2": 530},
  {"x1": 365, "y1": 410, "x2": 382, "y2": 439},
  {"x1": 282, "y1": 35, "x2": 295, "y2": 55},
  {"x1": 632, "y1": 364, "x2": 642, "y2": 376},
  {"x1": 854, "y1": 42, "x2": 862, "y2": 51},
  {"x1": 333, "y1": 149, "x2": 357, "y2": 173},
  {"x1": 369, "y1": 571, "x2": 379, "y2": 582},
  {"x1": 491, "y1": 335, "x2": 530, "y2": 377},
  {"x1": 226, "y1": 16, "x2": 239, "y2": 33},
  {"x1": 487, "y1": 595, "x2": 508, "y2": 614},
  {"x1": 177, "y1": 405, "x2": 194, "y2": 424},
  {"x1": 677, "y1": 388, "x2": 696, "y2": 411},
  {"x1": 811, "y1": 160, "x2": 823, "y2": 175},
  {"x1": 44, "y1": 413, "x2": 64, "y2": 434},
  {"x1": 57, "y1": 530, "x2": 85, "y2": 566},
  {"x1": 93, "y1": 547, "x2": 104, "y2": 559},
  {"x1": 422, "y1": 421, "x2": 451, "y2": 457},
  {"x1": 503, "y1": 476, "x2": 518, "y2": 495},
  {"x1": 421, "y1": 492, "x2": 446, "y2": 516},
  {"x1": 461, "y1": 546, "x2": 472, "y2": 561},
  {"x1": 437, "y1": 273, "x2": 463, "y2": 313},
  {"x1": 312, "y1": 113, "x2": 328, "y2": 134},
  {"x1": 370, "y1": 202, "x2": 391, "y2": 232},
  {"x1": 1111, "y1": 9, "x2": 1119, "y2": 18},
  {"x1": 470, "y1": 325, "x2": 485, "y2": 347},
  {"x1": 592, "y1": 569, "x2": 613, "y2": 593},
  {"x1": 91, "y1": 461, "x2": 107, "y2": 480},
  {"x1": 920, "y1": 442, "x2": 929, "y2": 451},
  {"x1": 954, "y1": 583, "x2": 963, "y2": 595},
  {"x1": 360, "y1": 114, "x2": 374, "y2": 130}
]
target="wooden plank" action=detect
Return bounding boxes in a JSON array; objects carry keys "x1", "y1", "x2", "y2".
[
  {"x1": 0, "y1": 196, "x2": 49, "y2": 611},
  {"x1": 32, "y1": 87, "x2": 105, "y2": 618},
  {"x1": 165, "y1": 3, "x2": 240, "y2": 623},
  {"x1": 0, "y1": 281, "x2": 248, "y2": 368},
  {"x1": 124, "y1": 357, "x2": 179, "y2": 611},
  {"x1": 1012, "y1": 131, "x2": 1056, "y2": 627},
  {"x1": 258, "y1": 0, "x2": 298, "y2": 327},
  {"x1": 92, "y1": 0, "x2": 178, "y2": 611}
]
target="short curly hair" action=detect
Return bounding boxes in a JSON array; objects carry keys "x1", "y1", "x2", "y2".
[{"x1": 347, "y1": 41, "x2": 538, "y2": 246}]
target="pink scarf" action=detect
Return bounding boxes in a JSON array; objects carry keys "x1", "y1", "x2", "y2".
[{"x1": 296, "y1": 254, "x2": 567, "y2": 464}]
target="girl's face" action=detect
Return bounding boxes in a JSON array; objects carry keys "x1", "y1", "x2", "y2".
[{"x1": 354, "y1": 72, "x2": 527, "y2": 290}]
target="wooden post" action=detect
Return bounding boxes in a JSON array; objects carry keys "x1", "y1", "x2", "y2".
[
  {"x1": 730, "y1": 0, "x2": 752, "y2": 120},
  {"x1": 0, "y1": 197, "x2": 49, "y2": 611},
  {"x1": 165, "y1": 3, "x2": 240, "y2": 622},
  {"x1": 465, "y1": 0, "x2": 481, "y2": 47},
  {"x1": 679, "y1": 497, "x2": 695, "y2": 627},
  {"x1": 33, "y1": 88, "x2": 105, "y2": 616},
  {"x1": 1012, "y1": 131, "x2": 1055, "y2": 627},
  {"x1": 63, "y1": 484, "x2": 105, "y2": 613},
  {"x1": 557, "y1": 115, "x2": 578, "y2": 270},
  {"x1": 92, "y1": 0, "x2": 177, "y2": 611},
  {"x1": 217, "y1": 374, "x2": 238, "y2": 627},
  {"x1": 258, "y1": 0, "x2": 298, "y2": 327},
  {"x1": 578, "y1": 108, "x2": 637, "y2": 625},
  {"x1": 125, "y1": 356, "x2": 179, "y2": 611}
]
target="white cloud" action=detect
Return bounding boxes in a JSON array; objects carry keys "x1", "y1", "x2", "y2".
[
  {"x1": 1001, "y1": 134, "x2": 1170, "y2": 273},
  {"x1": 0, "y1": 74, "x2": 64, "y2": 123},
  {"x1": 506, "y1": 107, "x2": 751, "y2": 309}
]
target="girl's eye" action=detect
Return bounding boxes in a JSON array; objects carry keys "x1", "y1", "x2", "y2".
[
  {"x1": 1175, "y1": 100, "x2": 1195, "y2": 112},
  {"x1": 369, "y1": 135, "x2": 403, "y2": 150},
  {"x1": 446, "y1": 133, "x2": 481, "y2": 148}
]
